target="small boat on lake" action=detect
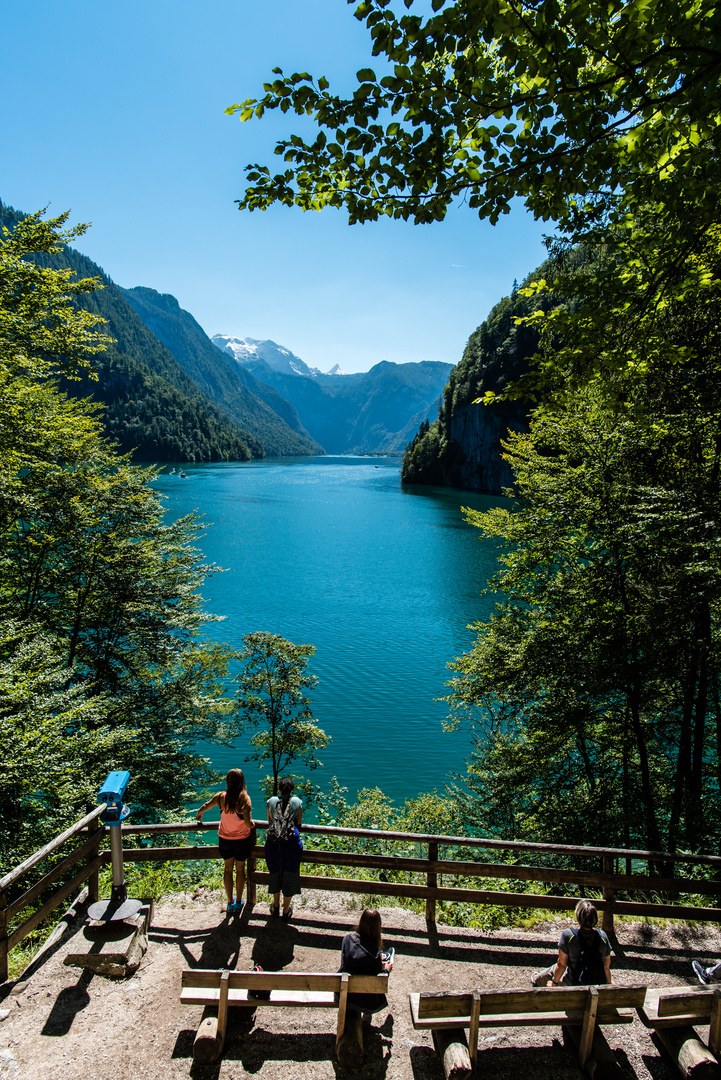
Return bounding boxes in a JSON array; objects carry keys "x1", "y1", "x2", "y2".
[{"x1": 179, "y1": 471, "x2": 187, "y2": 478}]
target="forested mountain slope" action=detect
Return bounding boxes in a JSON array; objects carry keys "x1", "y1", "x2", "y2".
[
  {"x1": 0, "y1": 202, "x2": 262, "y2": 463},
  {"x1": 401, "y1": 271, "x2": 552, "y2": 493},
  {"x1": 124, "y1": 287, "x2": 323, "y2": 456},
  {"x1": 216, "y1": 343, "x2": 452, "y2": 454}
]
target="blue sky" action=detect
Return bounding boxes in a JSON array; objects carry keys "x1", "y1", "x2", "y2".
[{"x1": 2, "y1": 0, "x2": 550, "y2": 373}]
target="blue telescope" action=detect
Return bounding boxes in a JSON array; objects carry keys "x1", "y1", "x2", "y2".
[
  {"x1": 87, "y1": 770, "x2": 141, "y2": 922},
  {"x1": 98, "y1": 770, "x2": 131, "y2": 826}
]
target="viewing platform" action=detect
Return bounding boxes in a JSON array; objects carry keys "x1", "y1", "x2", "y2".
[
  {"x1": 4, "y1": 802, "x2": 721, "y2": 1079},
  {"x1": 3, "y1": 886, "x2": 721, "y2": 1080}
]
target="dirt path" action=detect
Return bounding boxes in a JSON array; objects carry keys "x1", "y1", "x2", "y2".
[{"x1": 2, "y1": 888, "x2": 721, "y2": 1080}]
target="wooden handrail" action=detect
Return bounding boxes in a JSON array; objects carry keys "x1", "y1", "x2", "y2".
[
  {"x1": 4, "y1": 805, "x2": 721, "y2": 987},
  {"x1": 114, "y1": 843, "x2": 721, "y2": 899},
  {"x1": 0, "y1": 804, "x2": 107, "y2": 892},
  {"x1": 6, "y1": 832, "x2": 105, "y2": 921},
  {"x1": 119, "y1": 818, "x2": 721, "y2": 868}
]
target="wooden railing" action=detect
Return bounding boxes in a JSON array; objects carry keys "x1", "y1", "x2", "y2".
[
  {"x1": 4, "y1": 814, "x2": 721, "y2": 984},
  {"x1": 0, "y1": 804, "x2": 105, "y2": 983},
  {"x1": 119, "y1": 821, "x2": 721, "y2": 928}
]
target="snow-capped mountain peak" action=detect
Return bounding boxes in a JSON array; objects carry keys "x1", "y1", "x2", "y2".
[{"x1": 211, "y1": 334, "x2": 319, "y2": 377}]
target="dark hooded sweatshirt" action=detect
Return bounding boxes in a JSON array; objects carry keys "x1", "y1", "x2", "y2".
[{"x1": 339, "y1": 932, "x2": 387, "y2": 1012}]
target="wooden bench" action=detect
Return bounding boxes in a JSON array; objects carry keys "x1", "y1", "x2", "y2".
[
  {"x1": 409, "y1": 984, "x2": 647, "y2": 1080},
  {"x1": 181, "y1": 968, "x2": 389, "y2": 1066},
  {"x1": 637, "y1": 985, "x2": 721, "y2": 1078}
]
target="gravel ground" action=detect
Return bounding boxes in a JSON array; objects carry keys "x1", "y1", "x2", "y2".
[{"x1": 2, "y1": 888, "x2": 721, "y2": 1080}]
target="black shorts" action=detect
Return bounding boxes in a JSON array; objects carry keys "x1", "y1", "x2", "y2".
[{"x1": 218, "y1": 833, "x2": 253, "y2": 861}]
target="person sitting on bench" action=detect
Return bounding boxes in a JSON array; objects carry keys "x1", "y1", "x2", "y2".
[
  {"x1": 532, "y1": 900, "x2": 612, "y2": 986},
  {"x1": 693, "y1": 959, "x2": 721, "y2": 984},
  {"x1": 339, "y1": 908, "x2": 394, "y2": 1018}
]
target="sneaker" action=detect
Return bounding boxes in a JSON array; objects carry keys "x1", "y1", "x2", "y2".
[
  {"x1": 382, "y1": 947, "x2": 395, "y2": 964},
  {"x1": 693, "y1": 960, "x2": 711, "y2": 984},
  {"x1": 531, "y1": 972, "x2": 543, "y2": 987},
  {"x1": 269, "y1": 904, "x2": 279, "y2": 917},
  {"x1": 234, "y1": 899, "x2": 245, "y2": 912},
  {"x1": 282, "y1": 905, "x2": 293, "y2": 920},
  {"x1": 226, "y1": 902, "x2": 235, "y2": 914}
]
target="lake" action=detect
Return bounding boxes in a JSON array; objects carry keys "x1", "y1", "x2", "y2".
[{"x1": 155, "y1": 456, "x2": 504, "y2": 812}]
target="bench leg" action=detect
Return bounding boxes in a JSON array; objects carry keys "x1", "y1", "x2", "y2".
[
  {"x1": 709, "y1": 988, "x2": 721, "y2": 1060},
  {"x1": 654, "y1": 1025, "x2": 721, "y2": 1079},
  {"x1": 192, "y1": 969, "x2": 230, "y2": 1064},
  {"x1": 468, "y1": 992, "x2": 481, "y2": 1070},
  {"x1": 564, "y1": 1024, "x2": 622, "y2": 1079},
  {"x1": 579, "y1": 986, "x2": 599, "y2": 1071},
  {"x1": 432, "y1": 1028, "x2": 473, "y2": 1080},
  {"x1": 337, "y1": 1009, "x2": 364, "y2": 1069}
]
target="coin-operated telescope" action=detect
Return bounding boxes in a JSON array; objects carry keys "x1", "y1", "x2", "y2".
[{"x1": 87, "y1": 770, "x2": 142, "y2": 921}]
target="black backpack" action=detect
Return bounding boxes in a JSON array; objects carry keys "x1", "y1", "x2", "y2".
[
  {"x1": 266, "y1": 797, "x2": 296, "y2": 844},
  {"x1": 572, "y1": 929, "x2": 606, "y2": 985}
]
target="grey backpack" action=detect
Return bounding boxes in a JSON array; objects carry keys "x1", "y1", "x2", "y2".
[{"x1": 266, "y1": 798, "x2": 296, "y2": 844}]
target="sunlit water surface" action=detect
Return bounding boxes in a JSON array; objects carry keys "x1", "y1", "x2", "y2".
[{"x1": 156, "y1": 457, "x2": 505, "y2": 813}]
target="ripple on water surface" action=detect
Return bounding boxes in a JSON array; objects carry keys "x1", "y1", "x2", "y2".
[{"x1": 156, "y1": 456, "x2": 505, "y2": 811}]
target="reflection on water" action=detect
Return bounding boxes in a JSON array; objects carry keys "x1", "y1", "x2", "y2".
[{"x1": 157, "y1": 456, "x2": 506, "y2": 808}]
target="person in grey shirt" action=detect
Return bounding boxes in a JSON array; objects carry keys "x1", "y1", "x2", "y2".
[{"x1": 532, "y1": 900, "x2": 612, "y2": 986}]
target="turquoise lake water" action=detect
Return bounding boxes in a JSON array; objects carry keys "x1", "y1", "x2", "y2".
[{"x1": 155, "y1": 456, "x2": 504, "y2": 811}]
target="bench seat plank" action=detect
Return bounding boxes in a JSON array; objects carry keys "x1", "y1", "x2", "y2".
[
  {"x1": 181, "y1": 969, "x2": 388, "y2": 1014},
  {"x1": 410, "y1": 988, "x2": 643, "y2": 1032},
  {"x1": 181, "y1": 987, "x2": 337, "y2": 1008},
  {"x1": 181, "y1": 969, "x2": 386, "y2": 996},
  {"x1": 639, "y1": 986, "x2": 714, "y2": 1029},
  {"x1": 410, "y1": 995, "x2": 636, "y2": 1030},
  {"x1": 415, "y1": 985, "x2": 644, "y2": 1020}
]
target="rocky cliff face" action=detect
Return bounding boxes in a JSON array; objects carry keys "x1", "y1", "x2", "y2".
[
  {"x1": 438, "y1": 399, "x2": 528, "y2": 493},
  {"x1": 401, "y1": 269, "x2": 554, "y2": 493}
]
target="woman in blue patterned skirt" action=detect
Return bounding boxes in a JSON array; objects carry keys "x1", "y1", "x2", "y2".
[{"x1": 265, "y1": 776, "x2": 303, "y2": 920}]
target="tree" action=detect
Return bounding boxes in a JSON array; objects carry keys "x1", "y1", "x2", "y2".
[
  {"x1": 445, "y1": 224, "x2": 721, "y2": 854},
  {"x1": 228, "y1": 0, "x2": 721, "y2": 235},
  {"x1": 0, "y1": 210, "x2": 236, "y2": 866},
  {"x1": 226, "y1": 1, "x2": 721, "y2": 858},
  {"x1": 233, "y1": 632, "x2": 330, "y2": 799}
]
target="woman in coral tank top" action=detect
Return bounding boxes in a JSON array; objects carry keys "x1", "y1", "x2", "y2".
[{"x1": 196, "y1": 768, "x2": 254, "y2": 913}]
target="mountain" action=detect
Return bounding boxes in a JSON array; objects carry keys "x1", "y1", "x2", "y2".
[
  {"x1": 400, "y1": 269, "x2": 555, "y2": 493},
  {"x1": 213, "y1": 335, "x2": 357, "y2": 381},
  {"x1": 0, "y1": 202, "x2": 263, "y2": 464},
  {"x1": 123, "y1": 289, "x2": 323, "y2": 456},
  {"x1": 212, "y1": 336, "x2": 452, "y2": 454},
  {"x1": 213, "y1": 335, "x2": 323, "y2": 378}
]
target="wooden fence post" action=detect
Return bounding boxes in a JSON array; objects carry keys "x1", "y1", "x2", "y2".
[
  {"x1": 426, "y1": 840, "x2": 438, "y2": 925},
  {"x1": 248, "y1": 847, "x2": 257, "y2": 907},
  {"x1": 0, "y1": 887, "x2": 8, "y2": 984},
  {"x1": 602, "y1": 855, "x2": 614, "y2": 935}
]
